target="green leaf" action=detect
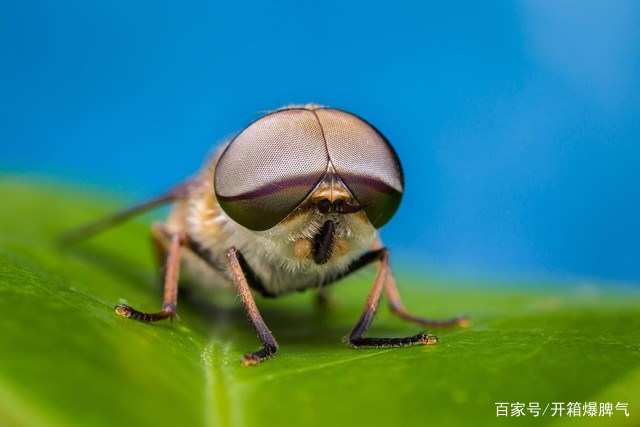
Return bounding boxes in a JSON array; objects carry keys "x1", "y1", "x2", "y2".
[{"x1": 1, "y1": 177, "x2": 639, "y2": 427}]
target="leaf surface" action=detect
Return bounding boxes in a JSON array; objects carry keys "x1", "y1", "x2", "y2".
[{"x1": 0, "y1": 178, "x2": 638, "y2": 426}]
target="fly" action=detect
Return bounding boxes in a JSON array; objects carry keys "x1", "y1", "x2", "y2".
[{"x1": 61, "y1": 104, "x2": 468, "y2": 365}]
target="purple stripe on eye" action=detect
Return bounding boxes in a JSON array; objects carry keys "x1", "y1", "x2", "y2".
[
  {"x1": 216, "y1": 173, "x2": 401, "y2": 203},
  {"x1": 216, "y1": 174, "x2": 322, "y2": 202},
  {"x1": 337, "y1": 173, "x2": 403, "y2": 196}
]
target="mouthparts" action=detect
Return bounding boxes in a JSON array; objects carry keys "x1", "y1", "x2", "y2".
[{"x1": 312, "y1": 220, "x2": 336, "y2": 264}]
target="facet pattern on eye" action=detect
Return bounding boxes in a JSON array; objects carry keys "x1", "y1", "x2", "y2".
[
  {"x1": 315, "y1": 108, "x2": 404, "y2": 228},
  {"x1": 315, "y1": 108, "x2": 403, "y2": 193},
  {"x1": 215, "y1": 109, "x2": 328, "y2": 198},
  {"x1": 215, "y1": 108, "x2": 329, "y2": 230}
]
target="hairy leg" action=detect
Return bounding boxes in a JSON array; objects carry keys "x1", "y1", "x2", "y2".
[
  {"x1": 348, "y1": 248, "x2": 438, "y2": 347},
  {"x1": 227, "y1": 247, "x2": 279, "y2": 365},
  {"x1": 115, "y1": 229, "x2": 184, "y2": 322},
  {"x1": 150, "y1": 222, "x2": 169, "y2": 290},
  {"x1": 323, "y1": 246, "x2": 468, "y2": 328},
  {"x1": 384, "y1": 270, "x2": 468, "y2": 327}
]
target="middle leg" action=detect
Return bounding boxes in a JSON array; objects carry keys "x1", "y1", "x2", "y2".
[
  {"x1": 384, "y1": 270, "x2": 468, "y2": 328},
  {"x1": 371, "y1": 238, "x2": 467, "y2": 328},
  {"x1": 348, "y1": 248, "x2": 438, "y2": 348},
  {"x1": 322, "y1": 246, "x2": 468, "y2": 329}
]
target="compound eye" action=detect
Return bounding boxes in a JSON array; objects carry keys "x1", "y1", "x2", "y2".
[
  {"x1": 215, "y1": 109, "x2": 328, "y2": 231},
  {"x1": 315, "y1": 109, "x2": 403, "y2": 228}
]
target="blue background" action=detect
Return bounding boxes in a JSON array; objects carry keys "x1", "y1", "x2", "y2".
[{"x1": 1, "y1": 1, "x2": 639, "y2": 283}]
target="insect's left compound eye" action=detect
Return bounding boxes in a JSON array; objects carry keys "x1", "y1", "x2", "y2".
[
  {"x1": 315, "y1": 109, "x2": 404, "y2": 228},
  {"x1": 214, "y1": 109, "x2": 328, "y2": 231}
]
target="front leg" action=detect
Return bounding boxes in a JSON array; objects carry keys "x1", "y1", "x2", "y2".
[
  {"x1": 227, "y1": 247, "x2": 279, "y2": 365},
  {"x1": 348, "y1": 248, "x2": 438, "y2": 347}
]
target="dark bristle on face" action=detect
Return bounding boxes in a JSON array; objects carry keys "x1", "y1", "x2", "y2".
[{"x1": 313, "y1": 220, "x2": 336, "y2": 264}]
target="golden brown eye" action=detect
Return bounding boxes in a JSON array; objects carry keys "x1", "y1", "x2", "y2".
[{"x1": 214, "y1": 107, "x2": 403, "y2": 231}]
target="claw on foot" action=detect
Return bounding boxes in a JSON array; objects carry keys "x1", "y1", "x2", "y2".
[
  {"x1": 114, "y1": 304, "x2": 174, "y2": 322},
  {"x1": 115, "y1": 304, "x2": 133, "y2": 318},
  {"x1": 242, "y1": 354, "x2": 260, "y2": 366},
  {"x1": 457, "y1": 316, "x2": 470, "y2": 328},
  {"x1": 418, "y1": 333, "x2": 439, "y2": 345}
]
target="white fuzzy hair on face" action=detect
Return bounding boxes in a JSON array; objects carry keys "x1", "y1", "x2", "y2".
[{"x1": 210, "y1": 200, "x2": 377, "y2": 296}]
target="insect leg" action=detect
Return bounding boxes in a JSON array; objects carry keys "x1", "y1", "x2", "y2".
[
  {"x1": 227, "y1": 247, "x2": 279, "y2": 366},
  {"x1": 151, "y1": 223, "x2": 169, "y2": 268},
  {"x1": 370, "y1": 238, "x2": 468, "y2": 328},
  {"x1": 324, "y1": 246, "x2": 468, "y2": 328},
  {"x1": 383, "y1": 270, "x2": 468, "y2": 327},
  {"x1": 348, "y1": 248, "x2": 438, "y2": 348},
  {"x1": 150, "y1": 222, "x2": 169, "y2": 290},
  {"x1": 115, "y1": 231, "x2": 184, "y2": 322}
]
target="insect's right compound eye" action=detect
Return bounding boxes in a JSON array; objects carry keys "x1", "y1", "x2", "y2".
[{"x1": 214, "y1": 109, "x2": 329, "y2": 231}]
